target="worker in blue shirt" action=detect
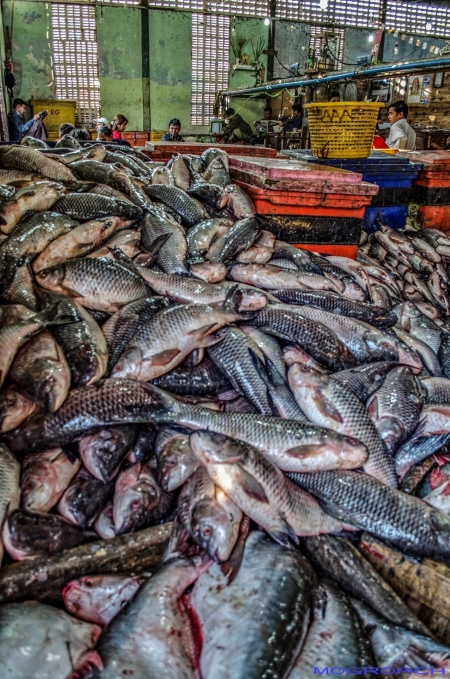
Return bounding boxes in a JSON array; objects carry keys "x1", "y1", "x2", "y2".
[{"x1": 7, "y1": 98, "x2": 45, "y2": 142}]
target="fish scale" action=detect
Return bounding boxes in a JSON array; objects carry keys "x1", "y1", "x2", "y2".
[
  {"x1": 144, "y1": 184, "x2": 208, "y2": 226},
  {"x1": 0, "y1": 444, "x2": 21, "y2": 563},
  {"x1": 288, "y1": 469, "x2": 450, "y2": 560},
  {"x1": 140, "y1": 210, "x2": 189, "y2": 275},
  {"x1": 250, "y1": 305, "x2": 357, "y2": 371},
  {"x1": 3, "y1": 379, "x2": 166, "y2": 454},
  {"x1": 52, "y1": 193, "x2": 143, "y2": 221},
  {"x1": 0, "y1": 145, "x2": 76, "y2": 182}
]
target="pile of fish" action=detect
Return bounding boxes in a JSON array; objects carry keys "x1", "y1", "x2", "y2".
[{"x1": 2, "y1": 139, "x2": 450, "y2": 677}]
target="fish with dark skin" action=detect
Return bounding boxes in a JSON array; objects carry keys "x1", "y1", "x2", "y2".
[
  {"x1": 2, "y1": 379, "x2": 169, "y2": 456},
  {"x1": 190, "y1": 431, "x2": 353, "y2": 542},
  {"x1": 288, "y1": 469, "x2": 450, "y2": 561},
  {"x1": 186, "y1": 217, "x2": 233, "y2": 263},
  {"x1": 288, "y1": 364, "x2": 397, "y2": 488},
  {"x1": 303, "y1": 535, "x2": 432, "y2": 636},
  {"x1": 140, "y1": 209, "x2": 189, "y2": 275},
  {"x1": 191, "y1": 531, "x2": 315, "y2": 679},
  {"x1": 21, "y1": 449, "x2": 80, "y2": 513},
  {"x1": 331, "y1": 362, "x2": 399, "y2": 402},
  {"x1": 272, "y1": 288, "x2": 397, "y2": 328},
  {"x1": 0, "y1": 145, "x2": 76, "y2": 182},
  {"x1": 249, "y1": 305, "x2": 357, "y2": 372},
  {"x1": 206, "y1": 218, "x2": 260, "y2": 263},
  {"x1": 153, "y1": 356, "x2": 229, "y2": 396},
  {"x1": 79, "y1": 424, "x2": 137, "y2": 482},
  {"x1": 366, "y1": 365, "x2": 424, "y2": 455},
  {"x1": 58, "y1": 467, "x2": 114, "y2": 529},
  {"x1": 9, "y1": 329, "x2": 71, "y2": 413},
  {"x1": 2, "y1": 263, "x2": 40, "y2": 310},
  {"x1": 2, "y1": 509, "x2": 93, "y2": 560},
  {"x1": 102, "y1": 297, "x2": 169, "y2": 374},
  {"x1": 144, "y1": 184, "x2": 208, "y2": 226},
  {"x1": 52, "y1": 193, "x2": 143, "y2": 221}
]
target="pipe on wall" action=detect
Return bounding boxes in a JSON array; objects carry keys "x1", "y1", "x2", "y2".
[{"x1": 221, "y1": 56, "x2": 450, "y2": 97}]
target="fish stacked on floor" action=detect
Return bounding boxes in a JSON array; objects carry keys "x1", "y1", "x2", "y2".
[{"x1": 2, "y1": 142, "x2": 450, "y2": 677}]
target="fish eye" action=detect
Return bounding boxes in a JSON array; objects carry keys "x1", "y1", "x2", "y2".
[
  {"x1": 202, "y1": 527, "x2": 212, "y2": 536},
  {"x1": 84, "y1": 578, "x2": 93, "y2": 588}
]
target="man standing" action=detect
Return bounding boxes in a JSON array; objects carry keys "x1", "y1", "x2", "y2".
[
  {"x1": 221, "y1": 108, "x2": 253, "y2": 144},
  {"x1": 7, "y1": 98, "x2": 43, "y2": 142},
  {"x1": 386, "y1": 100, "x2": 416, "y2": 151}
]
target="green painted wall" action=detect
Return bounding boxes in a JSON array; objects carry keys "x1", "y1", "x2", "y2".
[
  {"x1": 2, "y1": 0, "x2": 54, "y2": 105},
  {"x1": 0, "y1": 3, "x2": 270, "y2": 133},
  {"x1": 148, "y1": 10, "x2": 199, "y2": 133},
  {"x1": 96, "y1": 6, "x2": 143, "y2": 129}
]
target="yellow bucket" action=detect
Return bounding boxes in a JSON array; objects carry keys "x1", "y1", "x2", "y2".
[{"x1": 304, "y1": 102, "x2": 383, "y2": 159}]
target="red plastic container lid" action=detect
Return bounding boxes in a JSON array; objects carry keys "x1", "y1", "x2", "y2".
[
  {"x1": 145, "y1": 143, "x2": 277, "y2": 158},
  {"x1": 398, "y1": 150, "x2": 450, "y2": 165},
  {"x1": 229, "y1": 155, "x2": 363, "y2": 183}
]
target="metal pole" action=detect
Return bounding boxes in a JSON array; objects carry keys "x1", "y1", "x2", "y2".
[{"x1": 221, "y1": 56, "x2": 450, "y2": 97}]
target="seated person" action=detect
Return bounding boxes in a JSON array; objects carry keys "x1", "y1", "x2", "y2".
[
  {"x1": 162, "y1": 119, "x2": 183, "y2": 142},
  {"x1": 328, "y1": 91, "x2": 341, "y2": 103},
  {"x1": 94, "y1": 117, "x2": 109, "y2": 133},
  {"x1": 386, "y1": 100, "x2": 416, "y2": 151},
  {"x1": 250, "y1": 106, "x2": 278, "y2": 144},
  {"x1": 7, "y1": 98, "x2": 46, "y2": 142},
  {"x1": 112, "y1": 114, "x2": 128, "y2": 140},
  {"x1": 72, "y1": 128, "x2": 90, "y2": 141},
  {"x1": 56, "y1": 123, "x2": 75, "y2": 141},
  {"x1": 283, "y1": 103, "x2": 303, "y2": 132},
  {"x1": 96, "y1": 125, "x2": 131, "y2": 146},
  {"x1": 221, "y1": 108, "x2": 253, "y2": 144}
]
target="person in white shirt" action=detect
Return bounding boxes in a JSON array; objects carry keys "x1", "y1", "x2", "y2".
[{"x1": 386, "y1": 100, "x2": 416, "y2": 151}]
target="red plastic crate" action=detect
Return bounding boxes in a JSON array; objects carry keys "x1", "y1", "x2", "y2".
[
  {"x1": 235, "y1": 179, "x2": 375, "y2": 217},
  {"x1": 122, "y1": 131, "x2": 149, "y2": 147},
  {"x1": 229, "y1": 155, "x2": 363, "y2": 184},
  {"x1": 415, "y1": 175, "x2": 450, "y2": 189},
  {"x1": 419, "y1": 205, "x2": 450, "y2": 232},
  {"x1": 292, "y1": 243, "x2": 359, "y2": 259},
  {"x1": 144, "y1": 143, "x2": 277, "y2": 160}
]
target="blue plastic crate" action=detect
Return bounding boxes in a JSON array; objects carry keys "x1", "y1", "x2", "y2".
[{"x1": 363, "y1": 205, "x2": 408, "y2": 233}]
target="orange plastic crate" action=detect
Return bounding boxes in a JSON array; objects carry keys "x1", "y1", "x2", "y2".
[
  {"x1": 419, "y1": 205, "x2": 450, "y2": 232},
  {"x1": 235, "y1": 180, "x2": 374, "y2": 217},
  {"x1": 292, "y1": 243, "x2": 359, "y2": 259}
]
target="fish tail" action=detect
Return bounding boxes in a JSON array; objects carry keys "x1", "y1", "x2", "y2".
[
  {"x1": 0, "y1": 253, "x2": 20, "y2": 295},
  {"x1": 35, "y1": 300, "x2": 80, "y2": 328}
]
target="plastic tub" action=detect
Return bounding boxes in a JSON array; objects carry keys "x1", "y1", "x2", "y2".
[{"x1": 364, "y1": 205, "x2": 408, "y2": 232}]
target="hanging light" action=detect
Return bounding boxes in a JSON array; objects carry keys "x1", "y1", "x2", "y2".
[
  {"x1": 368, "y1": 34, "x2": 374, "y2": 42},
  {"x1": 426, "y1": 21, "x2": 433, "y2": 31},
  {"x1": 319, "y1": 0, "x2": 328, "y2": 10},
  {"x1": 264, "y1": 17, "x2": 270, "y2": 25}
]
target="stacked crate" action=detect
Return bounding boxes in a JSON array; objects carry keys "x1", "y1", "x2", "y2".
[
  {"x1": 281, "y1": 150, "x2": 421, "y2": 232},
  {"x1": 402, "y1": 150, "x2": 450, "y2": 234},
  {"x1": 144, "y1": 142, "x2": 277, "y2": 162},
  {"x1": 229, "y1": 156, "x2": 378, "y2": 259}
]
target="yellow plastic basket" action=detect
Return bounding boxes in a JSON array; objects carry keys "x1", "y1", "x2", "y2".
[{"x1": 304, "y1": 102, "x2": 383, "y2": 159}]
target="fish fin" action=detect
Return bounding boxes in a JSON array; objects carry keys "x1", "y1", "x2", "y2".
[
  {"x1": 248, "y1": 348, "x2": 285, "y2": 389},
  {"x1": 61, "y1": 443, "x2": 79, "y2": 464},
  {"x1": 150, "y1": 349, "x2": 181, "y2": 366},
  {"x1": 220, "y1": 514, "x2": 250, "y2": 585},
  {"x1": 188, "y1": 323, "x2": 217, "y2": 337},
  {"x1": 279, "y1": 517, "x2": 299, "y2": 545},
  {"x1": 60, "y1": 284, "x2": 83, "y2": 298},
  {"x1": 311, "y1": 389, "x2": 344, "y2": 423},
  {"x1": 222, "y1": 284, "x2": 243, "y2": 313},
  {"x1": 366, "y1": 395, "x2": 379, "y2": 421},
  {"x1": 267, "y1": 529, "x2": 294, "y2": 548},
  {"x1": 0, "y1": 254, "x2": 20, "y2": 294},
  {"x1": 235, "y1": 464, "x2": 269, "y2": 503}
]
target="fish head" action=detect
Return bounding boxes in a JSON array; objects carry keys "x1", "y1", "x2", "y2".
[
  {"x1": 35, "y1": 363, "x2": 69, "y2": 413},
  {"x1": 239, "y1": 289, "x2": 268, "y2": 311},
  {"x1": 113, "y1": 471, "x2": 161, "y2": 535},
  {"x1": 159, "y1": 438, "x2": 197, "y2": 491},
  {"x1": 110, "y1": 347, "x2": 143, "y2": 380},
  {"x1": 0, "y1": 387, "x2": 36, "y2": 432},
  {"x1": 190, "y1": 431, "x2": 244, "y2": 467},
  {"x1": 191, "y1": 499, "x2": 235, "y2": 562},
  {"x1": 288, "y1": 363, "x2": 328, "y2": 390},
  {"x1": 35, "y1": 264, "x2": 66, "y2": 290},
  {"x1": 62, "y1": 575, "x2": 108, "y2": 614}
]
